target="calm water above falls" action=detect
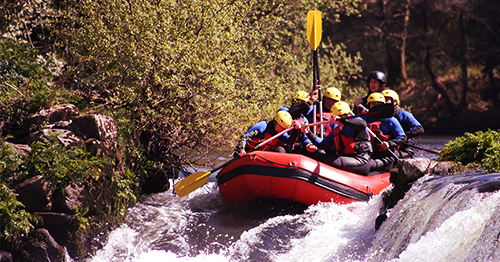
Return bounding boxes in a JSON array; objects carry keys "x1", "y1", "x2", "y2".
[{"x1": 87, "y1": 136, "x2": 500, "y2": 262}]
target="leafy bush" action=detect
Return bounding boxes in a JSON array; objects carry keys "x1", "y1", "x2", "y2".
[
  {"x1": 26, "y1": 133, "x2": 107, "y2": 190},
  {"x1": 0, "y1": 137, "x2": 27, "y2": 187},
  {"x1": 0, "y1": 186, "x2": 37, "y2": 241},
  {"x1": 440, "y1": 129, "x2": 500, "y2": 172}
]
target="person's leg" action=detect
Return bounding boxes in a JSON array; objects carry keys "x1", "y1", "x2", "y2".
[{"x1": 322, "y1": 153, "x2": 371, "y2": 175}]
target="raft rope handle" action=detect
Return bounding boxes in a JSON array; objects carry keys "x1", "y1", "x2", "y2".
[{"x1": 251, "y1": 153, "x2": 371, "y2": 196}]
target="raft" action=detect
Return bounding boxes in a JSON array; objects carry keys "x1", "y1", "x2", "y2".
[{"x1": 216, "y1": 151, "x2": 392, "y2": 206}]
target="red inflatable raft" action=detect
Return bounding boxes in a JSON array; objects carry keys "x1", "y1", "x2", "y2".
[{"x1": 216, "y1": 151, "x2": 392, "y2": 206}]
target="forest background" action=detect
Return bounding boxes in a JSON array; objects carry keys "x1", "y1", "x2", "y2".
[{"x1": 1, "y1": 0, "x2": 500, "y2": 198}]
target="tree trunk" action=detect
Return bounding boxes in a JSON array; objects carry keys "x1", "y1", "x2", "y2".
[
  {"x1": 423, "y1": 44, "x2": 456, "y2": 114},
  {"x1": 458, "y1": 10, "x2": 468, "y2": 110},
  {"x1": 401, "y1": 0, "x2": 410, "y2": 80}
]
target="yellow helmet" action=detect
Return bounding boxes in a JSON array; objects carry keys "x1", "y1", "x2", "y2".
[
  {"x1": 324, "y1": 87, "x2": 341, "y2": 101},
  {"x1": 367, "y1": 92, "x2": 385, "y2": 104},
  {"x1": 330, "y1": 101, "x2": 351, "y2": 116},
  {"x1": 382, "y1": 89, "x2": 400, "y2": 105},
  {"x1": 294, "y1": 90, "x2": 310, "y2": 102},
  {"x1": 273, "y1": 110, "x2": 293, "y2": 129}
]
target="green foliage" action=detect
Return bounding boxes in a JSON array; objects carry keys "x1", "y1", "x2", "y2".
[
  {"x1": 113, "y1": 169, "x2": 137, "y2": 217},
  {"x1": 0, "y1": 37, "x2": 73, "y2": 140},
  {"x1": 59, "y1": 0, "x2": 364, "y2": 170},
  {"x1": 0, "y1": 136, "x2": 27, "y2": 187},
  {"x1": 0, "y1": 186, "x2": 37, "y2": 241},
  {"x1": 441, "y1": 130, "x2": 500, "y2": 172},
  {"x1": 74, "y1": 205, "x2": 89, "y2": 230},
  {"x1": 26, "y1": 133, "x2": 106, "y2": 190}
]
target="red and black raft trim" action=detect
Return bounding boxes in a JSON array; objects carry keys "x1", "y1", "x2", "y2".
[{"x1": 216, "y1": 151, "x2": 391, "y2": 205}]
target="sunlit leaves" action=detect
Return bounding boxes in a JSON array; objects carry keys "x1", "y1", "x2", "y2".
[{"x1": 441, "y1": 130, "x2": 500, "y2": 172}]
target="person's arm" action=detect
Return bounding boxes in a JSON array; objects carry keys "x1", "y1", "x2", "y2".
[
  {"x1": 398, "y1": 111, "x2": 424, "y2": 138},
  {"x1": 340, "y1": 117, "x2": 367, "y2": 132},
  {"x1": 385, "y1": 118, "x2": 406, "y2": 148}
]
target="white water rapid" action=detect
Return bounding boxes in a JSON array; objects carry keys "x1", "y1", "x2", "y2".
[{"x1": 88, "y1": 171, "x2": 500, "y2": 262}]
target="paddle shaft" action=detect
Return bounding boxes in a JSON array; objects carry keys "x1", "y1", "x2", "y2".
[
  {"x1": 306, "y1": 103, "x2": 394, "y2": 128},
  {"x1": 219, "y1": 126, "x2": 294, "y2": 171},
  {"x1": 366, "y1": 127, "x2": 400, "y2": 161},
  {"x1": 404, "y1": 143, "x2": 440, "y2": 154},
  {"x1": 174, "y1": 125, "x2": 294, "y2": 197}
]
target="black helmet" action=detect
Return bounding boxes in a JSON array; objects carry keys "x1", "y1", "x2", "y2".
[{"x1": 366, "y1": 71, "x2": 386, "y2": 87}]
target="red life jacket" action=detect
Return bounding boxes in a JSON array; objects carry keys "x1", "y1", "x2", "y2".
[
  {"x1": 368, "y1": 121, "x2": 390, "y2": 152},
  {"x1": 331, "y1": 124, "x2": 358, "y2": 155},
  {"x1": 246, "y1": 132, "x2": 282, "y2": 151},
  {"x1": 309, "y1": 112, "x2": 332, "y2": 136}
]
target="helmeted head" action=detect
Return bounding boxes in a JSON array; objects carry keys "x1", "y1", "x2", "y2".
[
  {"x1": 324, "y1": 87, "x2": 341, "y2": 101},
  {"x1": 366, "y1": 71, "x2": 386, "y2": 92},
  {"x1": 330, "y1": 101, "x2": 351, "y2": 116},
  {"x1": 273, "y1": 110, "x2": 293, "y2": 129},
  {"x1": 294, "y1": 90, "x2": 310, "y2": 103},
  {"x1": 382, "y1": 89, "x2": 400, "y2": 106},
  {"x1": 367, "y1": 92, "x2": 385, "y2": 104}
]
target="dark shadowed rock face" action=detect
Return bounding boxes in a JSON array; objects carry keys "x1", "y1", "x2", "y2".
[
  {"x1": 19, "y1": 229, "x2": 67, "y2": 262},
  {"x1": 15, "y1": 175, "x2": 52, "y2": 212}
]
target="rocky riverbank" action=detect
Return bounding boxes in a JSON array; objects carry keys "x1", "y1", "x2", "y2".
[
  {"x1": 0, "y1": 104, "x2": 169, "y2": 261},
  {"x1": 0, "y1": 104, "x2": 471, "y2": 262}
]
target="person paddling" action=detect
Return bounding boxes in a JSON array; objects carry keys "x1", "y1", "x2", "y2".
[
  {"x1": 301, "y1": 101, "x2": 373, "y2": 176},
  {"x1": 236, "y1": 110, "x2": 302, "y2": 156},
  {"x1": 277, "y1": 106, "x2": 318, "y2": 156},
  {"x1": 306, "y1": 87, "x2": 342, "y2": 136},
  {"x1": 365, "y1": 93, "x2": 406, "y2": 171},
  {"x1": 381, "y1": 89, "x2": 424, "y2": 140},
  {"x1": 354, "y1": 71, "x2": 387, "y2": 114}
]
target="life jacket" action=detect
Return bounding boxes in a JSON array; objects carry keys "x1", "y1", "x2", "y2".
[
  {"x1": 308, "y1": 111, "x2": 332, "y2": 136},
  {"x1": 331, "y1": 124, "x2": 358, "y2": 155},
  {"x1": 246, "y1": 132, "x2": 285, "y2": 151},
  {"x1": 368, "y1": 121, "x2": 390, "y2": 152},
  {"x1": 288, "y1": 118, "x2": 305, "y2": 146}
]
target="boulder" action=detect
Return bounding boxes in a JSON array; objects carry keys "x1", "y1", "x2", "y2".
[
  {"x1": 69, "y1": 114, "x2": 119, "y2": 156},
  {"x1": 19, "y1": 229, "x2": 67, "y2": 262},
  {"x1": 29, "y1": 129, "x2": 84, "y2": 149},
  {"x1": 25, "y1": 104, "x2": 80, "y2": 125},
  {"x1": 14, "y1": 175, "x2": 51, "y2": 212},
  {"x1": 51, "y1": 183, "x2": 90, "y2": 214},
  {"x1": 5, "y1": 142, "x2": 31, "y2": 155},
  {"x1": 0, "y1": 251, "x2": 12, "y2": 262},
  {"x1": 34, "y1": 212, "x2": 79, "y2": 248}
]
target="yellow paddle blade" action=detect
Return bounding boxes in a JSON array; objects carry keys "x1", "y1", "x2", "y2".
[
  {"x1": 307, "y1": 10, "x2": 322, "y2": 50},
  {"x1": 174, "y1": 171, "x2": 212, "y2": 197}
]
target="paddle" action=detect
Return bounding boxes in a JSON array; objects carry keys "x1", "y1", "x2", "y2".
[
  {"x1": 366, "y1": 127, "x2": 400, "y2": 161},
  {"x1": 307, "y1": 10, "x2": 322, "y2": 137},
  {"x1": 174, "y1": 126, "x2": 295, "y2": 197},
  {"x1": 404, "y1": 143, "x2": 440, "y2": 155},
  {"x1": 306, "y1": 103, "x2": 394, "y2": 127}
]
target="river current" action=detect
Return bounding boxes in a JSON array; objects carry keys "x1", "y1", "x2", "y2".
[{"x1": 87, "y1": 136, "x2": 500, "y2": 261}]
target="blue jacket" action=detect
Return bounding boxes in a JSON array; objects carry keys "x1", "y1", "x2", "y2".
[
  {"x1": 394, "y1": 109, "x2": 424, "y2": 139},
  {"x1": 242, "y1": 121, "x2": 291, "y2": 149}
]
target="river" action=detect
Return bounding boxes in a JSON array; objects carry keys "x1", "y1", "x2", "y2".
[{"x1": 86, "y1": 136, "x2": 500, "y2": 261}]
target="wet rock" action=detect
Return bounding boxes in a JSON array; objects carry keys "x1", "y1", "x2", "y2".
[
  {"x1": 34, "y1": 212, "x2": 79, "y2": 248},
  {"x1": 382, "y1": 158, "x2": 470, "y2": 218},
  {"x1": 19, "y1": 229, "x2": 66, "y2": 262},
  {"x1": 14, "y1": 175, "x2": 52, "y2": 212}
]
